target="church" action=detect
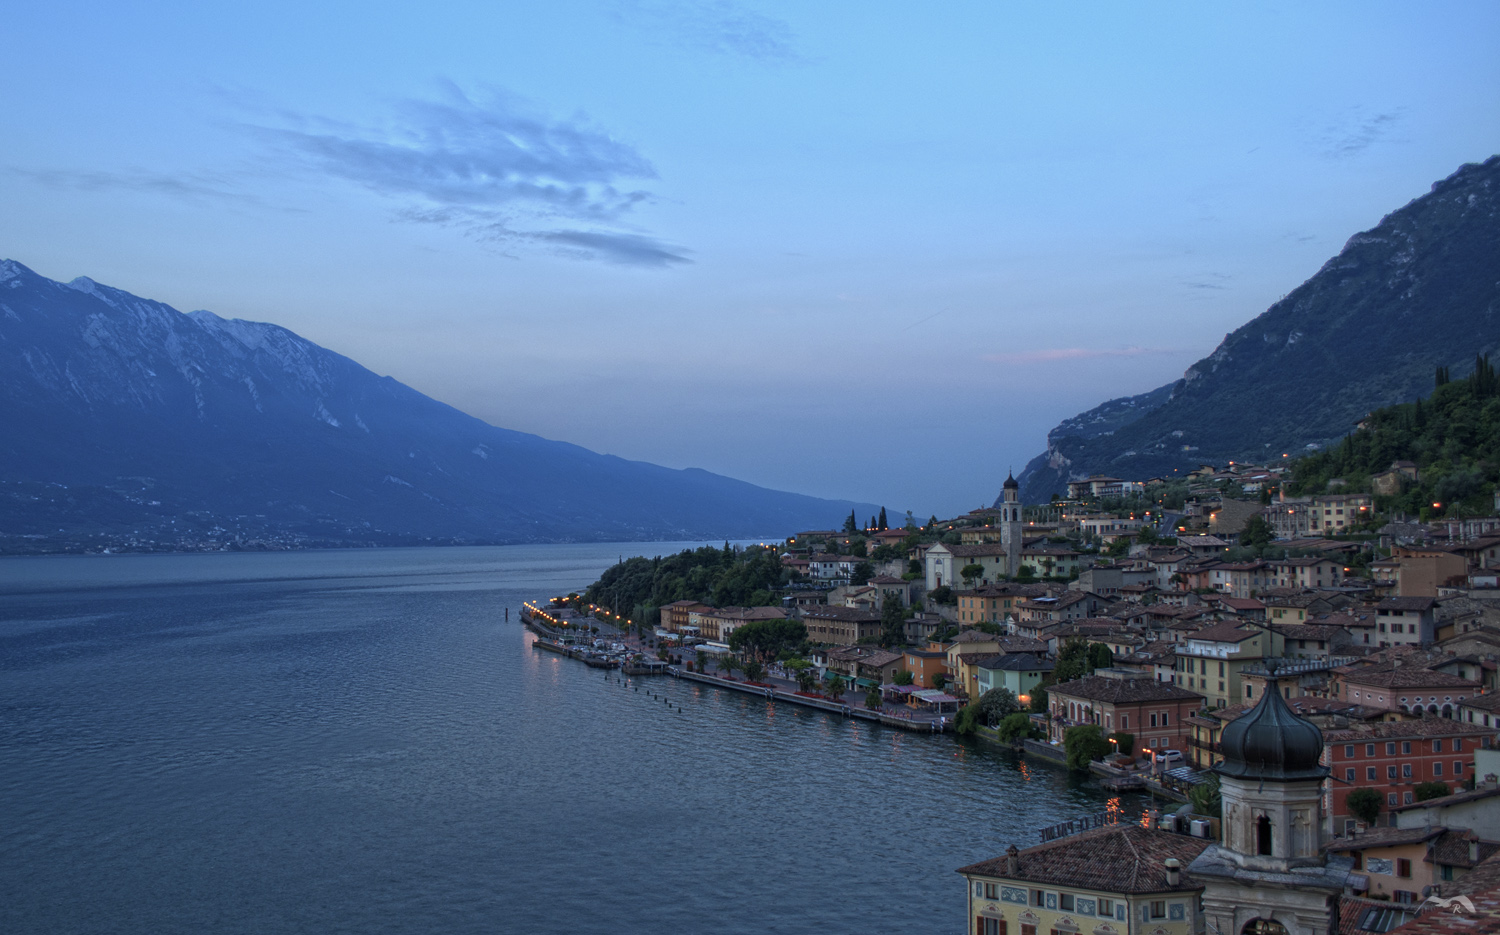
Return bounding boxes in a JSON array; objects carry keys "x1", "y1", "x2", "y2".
[{"x1": 958, "y1": 662, "x2": 1357, "y2": 935}]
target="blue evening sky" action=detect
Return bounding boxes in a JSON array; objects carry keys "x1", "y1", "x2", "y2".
[{"x1": 3, "y1": 2, "x2": 1498, "y2": 517}]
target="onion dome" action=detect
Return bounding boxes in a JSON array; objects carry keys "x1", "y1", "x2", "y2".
[
  {"x1": 1215, "y1": 670, "x2": 1327, "y2": 782},
  {"x1": 1003, "y1": 473, "x2": 1019, "y2": 490}
]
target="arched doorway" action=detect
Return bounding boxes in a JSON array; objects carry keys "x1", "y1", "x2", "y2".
[{"x1": 1242, "y1": 918, "x2": 1289, "y2": 935}]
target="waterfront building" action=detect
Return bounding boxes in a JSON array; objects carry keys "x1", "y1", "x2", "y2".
[
  {"x1": 1045, "y1": 673, "x2": 1202, "y2": 753},
  {"x1": 902, "y1": 647, "x2": 949, "y2": 689},
  {"x1": 1172, "y1": 621, "x2": 1283, "y2": 709},
  {"x1": 800, "y1": 606, "x2": 881, "y2": 644},
  {"x1": 957, "y1": 824, "x2": 1209, "y2": 935},
  {"x1": 972, "y1": 653, "x2": 1052, "y2": 703}
]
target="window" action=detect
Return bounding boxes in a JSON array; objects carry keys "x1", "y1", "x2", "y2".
[
  {"x1": 985, "y1": 883, "x2": 999, "y2": 899},
  {"x1": 1388, "y1": 792, "x2": 1398, "y2": 806},
  {"x1": 1367, "y1": 767, "x2": 1377, "y2": 781},
  {"x1": 1403, "y1": 792, "x2": 1414, "y2": 805},
  {"x1": 1346, "y1": 767, "x2": 1356, "y2": 781},
  {"x1": 1367, "y1": 744, "x2": 1376, "y2": 756},
  {"x1": 1098, "y1": 898, "x2": 1113, "y2": 917},
  {"x1": 1397, "y1": 858, "x2": 1412, "y2": 878},
  {"x1": 1032, "y1": 890, "x2": 1045, "y2": 907},
  {"x1": 1059, "y1": 894, "x2": 1075, "y2": 911},
  {"x1": 1345, "y1": 744, "x2": 1356, "y2": 757},
  {"x1": 1151, "y1": 901, "x2": 1166, "y2": 919},
  {"x1": 1022, "y1": 925, "x2": 1036, "y2": 935},
  {"x1": 1434, "y1": 762, "x2": 1443, "y2": 777},
  {"x1": 1455, "y1": 761, "x2": 1464, "y2": 774},
  {"x1": 1219, "y1": 662, "x2": 1225, "y2": 677},
  {"x1": 1402, "y1": 742, "x2": 1411, "y2": 755},
  {"x1": 1257, "y1": 815, "x2": 1273, "y2": 856},
  {"x1": 979, "y1": 919, "x2": 1006, "y2": 935},
  {"x1": 1402, "y1": 764, "x2": 1412, "y2": 779},
  {"x1": 1162, "y1": 712, "x2": 1170, "y2": 726},
  {"x1": 1433, "y1": 740, "x2": 1443, "y2": 753},
  {"x1": 1454, "y1": 739, "x2": 1463, "y2": 752},
  {"x1": 1388, "y1": 766, "x2": 1398, "y2": 779},
  {"x1": 1387, "y1": 742, "x2": 1397, "y2": 755},
  {"x1": 1150, "y1": 713, "x2": 1158, "y2": 728}
]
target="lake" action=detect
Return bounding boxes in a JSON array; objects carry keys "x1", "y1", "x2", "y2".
[{"x1": 0, "y1": 544, "x2": 1133, "y2": 934}]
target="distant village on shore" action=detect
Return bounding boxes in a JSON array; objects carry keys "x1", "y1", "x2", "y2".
[{"x1": 596, "y1": 458, "x2": 1500, "y2": 935}]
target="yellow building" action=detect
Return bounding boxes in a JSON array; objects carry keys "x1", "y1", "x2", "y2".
[
  {"x1": 1172, "y1": 622, "x2": 1283, "y2": 709},
  {"x1": 958, "y1": 823, "x2": 1209, "y2": 935}
]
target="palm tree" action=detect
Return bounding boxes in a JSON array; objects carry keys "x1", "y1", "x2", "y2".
[
  {"x1": 796, "y1": 669, "x2": 817, "y2": 693},
  {"x1": 695, "y1": 651, "x2": 708, "y2": 672},
  {"x1": 717, "y1": 654, "x2": 737, "y2": 678},
  {"x1": 742, "y1": 659, "x2": 765, "y2": 683}
]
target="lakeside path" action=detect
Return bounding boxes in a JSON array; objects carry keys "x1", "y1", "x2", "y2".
[{"x1": 521, "y1": 607, "x2": 950, "y2": 733}]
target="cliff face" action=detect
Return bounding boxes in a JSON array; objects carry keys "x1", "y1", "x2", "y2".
[
  {"x1": 1008, "y1": 155, "x2": 1500, "y2": 504},
  {"x1": 0, "y1": 261, "x2": 877, "y2": 546}
]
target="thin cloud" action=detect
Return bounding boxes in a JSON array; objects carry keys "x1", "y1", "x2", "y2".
[
  {"x1": 11, "y1": 167, "x2": 258, "y2": 204},
  {"x1": 985, "y1": 347, "x2": 1182, "y2": 365},
  {"x1": 258, "y1": 83, "x2": 688, "y2": 266},
  {"x1": 611, "y1": 1, "x2": 803, "y2": 63},
  {"x1": 1317, "y1": 108, "x2": 1405, "y2": 159}
]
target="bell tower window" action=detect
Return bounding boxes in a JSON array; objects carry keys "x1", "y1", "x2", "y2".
[{"x1": 1257, "y1": 815, "x2": 1273, "y2": 856}]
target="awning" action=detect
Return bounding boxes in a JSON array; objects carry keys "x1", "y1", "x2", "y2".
[{"x1": 912, "y1": 689, "x2": 959, "y2": 703}]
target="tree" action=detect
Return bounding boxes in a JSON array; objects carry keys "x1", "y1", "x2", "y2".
[
  {"x1": 931, "y1": 673, "x2": 947, "y2": 690},
  {"x1": 1063, "y1": 725, "x2": 1112, "y2": 771},
  {"x1": 928, "y1": 585, "x2": 955, "y2": 605},
  {"x1": 695, "y1": 650, "x2": 707, "y2": 671},
  {"x1": 1108, "y1": 732, "x2": 1134, "y2": 757},
  {"x1": 1346, "y1": 788, "x2": 1382, "y2": 826},
  {"x1": 1137, "y1": 525, "x2": 1158, "y2": 545},
  {"x1": 795, "y1": 668, "x2": 817, "y2": 693},
  {"x1": 717, "y1": 654, "x2": 737, "y2": 678},
  {"x1": 954, "y1": 703, "x2": 980, "y2": 735},
  {"x1": 1240, "y1": 515, "x2": 1274, "y2": 550},
  {"x1": 1414, "y1": 781, "x2": 1451, "y2": 802},
  {"x1": 1189, "y1": 773, "x2": 1222, "y2": 818},
  {"x1": 843, "y1": 510, "x2": 858, "y2": 534},
  {"x1": 960, "y1": 563, "x2": 986, "y2": 588},
  {"x1": 1053, "y1": 638, "x2": 1093, "y2": 683},
  {"x1": 879, "y1": 594, "x2": 907, "y2": 647},
  {"x1": 1087, "y1": 643, "x2": 1114, "y2": 671},
  {"x1": 740, "y1": 658, "x2": 764, "y2": 683},
  {"x1": 878, "y1": 507, "x2": 888, "y2": 530},
  {"x1": 977, "y1": 687, "x2": 1020, "y2": 725},
  {"x1": 1028, "y1": 687, "x2": 1048, "y2": 713},
  {"x1": 729, "y1": 619, "x2": 809, "y2": 661},
  {"x1": 864, "y1": 686, "x2": 883, "y2": 709},
  {"x1": 851, "y1": 561, "x2": 874, "y2": 585},
  {"x1": 893, "y1": 669, "x2": 914, "y2": 686},
  {"x1": 996, "y1": 712, "x2": 1039, "y2": 742},
  {"x1": 823, "y1": 671, "x2": 844, "y2": 696},
  {"x1": 1105, "y1": 537, "x2": 1130, "y2": 557}
]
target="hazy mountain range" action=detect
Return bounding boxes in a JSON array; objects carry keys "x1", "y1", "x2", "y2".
[
  {"x1": 0, "y1": 261, "x2": 878, "y2": 550},
  {"x1": 1007, "y1": 155, "x2": 1500, "y2": 503}
]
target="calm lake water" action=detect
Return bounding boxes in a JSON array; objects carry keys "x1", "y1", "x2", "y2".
[{"x1": 0, "y1": 544, "x2": 1134, "y2": 935}]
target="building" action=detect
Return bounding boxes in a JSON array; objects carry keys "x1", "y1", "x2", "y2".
[
  {"x1": 958, "y1": 823, "x2": 1210, "y2": 935},
  {"x1": 1267, "y1": 557, "x2": 1346, "y2": 590},
  {"x1": 1325, "y1": 828, "x2": 1499, "y2": 903},
  {"x1": 660, "y1": 600, "x2": 711, "y2": 632},
  {"x1": 901, "y1": 647, "x2": 949, "y2": 689},
  {"x1": 955, "y1": 583, "x2": 1038, "y2": 627},
  {"x1": 1307, "y1": 493, "x2": 1374, "y2": 533},
  {"x1": 973, "y1": 652, "x2": 1053, "y2": 703},
  {"x1": 1046, "y1": 673, "x2": 1203, "y2": 752},
  {"x1": 1330, "y1": 662, "x2": 1481, "y2": 717},
  {"x1": 1321, "y1": 718, "x2": 1497, "y2": 834},
  {"x1": 1173, "y1": 622, "x2": 1284, "y2": 709},
  {"x1": 925, "y1": 543, "x2": 1013, "y2": 590},
  {"x1": 799, "y1": 606, "x2": 881, "y2": 644},
  {"x1": 1373, "y1": 597, "x2": 1438, "y2": 647}
]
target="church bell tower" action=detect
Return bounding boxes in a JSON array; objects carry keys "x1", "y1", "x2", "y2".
[{"x1": 999, "y1": 472, "x2": 1022, "y2": 578}]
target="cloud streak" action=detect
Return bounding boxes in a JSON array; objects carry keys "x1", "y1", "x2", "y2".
[
  {"x1": 260, "y1": 84, "x2": 687, "y2": 266},
  {"x1": 984, "y1": 346, "x2": 1183, "y2": 365},
  {"x1": 1317, "y1": 108, "x2": 1405, "y2": 159},
  {"x1": 11, "y1": 167, "x2": 259, "y2": 204},
  {"x1": 611, "y1": 1, "x2": 803, "y2": 63}
]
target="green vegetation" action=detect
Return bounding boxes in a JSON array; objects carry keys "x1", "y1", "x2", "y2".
[
  {"x1": 1108, "y1": 732, "x2": 1134, "y2": 757},
  {"x1": 996, "y1": 712, "x2": 1040, "y2": 742},
  {"x1": 1288, "y1": 355, "x2": 1500, "y2": 519},
  {"x1": 727, "y1": 619, "x2": 808, "y2": 661},
  {"x1": 1189, "y1": 773, "x2": 1222, "y2": 818},
  {"x1": 583, "y1": 543, "x2": 786, "y2": 627},
  {"x1": 1414, "y1": 781, "x2": 1452, "y2": 802},
  {"x1": 1063, "y1": 725, "x2": 1111, "y2": 771},
  {"x1": 1346, "y1": 787, "x2": 1383, "y2": 825},
  {"x1": 1051, "y1": 638, "x2": 1113, "y2": 683},
  {"x1": 976, "y1": 687, "x2": 1020, "y2": 725},
  {"x1": 893, "y1": 669, "x2": 914, "y2": 686},
  {"x1": 879, "y1": 596, "x2": 907, "y2": 647}
]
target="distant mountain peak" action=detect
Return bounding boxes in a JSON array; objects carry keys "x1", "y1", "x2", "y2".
[{"x1": 1009, "y1": 155, "x2": 1500, "y2": 503}]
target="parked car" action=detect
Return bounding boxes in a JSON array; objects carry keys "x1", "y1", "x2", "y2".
[{"x1": 1154, "y1": 749, "x2": 1184, "y2": 764}]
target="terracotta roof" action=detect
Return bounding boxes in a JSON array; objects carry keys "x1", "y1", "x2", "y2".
[
  {"x1": 801, "y1": 606, "x2": 880, "y2": 622},
  {"x1": 1378, "y1": 597, "x2": 1439, "y2": 612},
  {"x1": 1341, "y1": 667, "x2": 1481, "y2": 690},
  {"x1": 1184, "y1": 621, "x2": 1262, "y2": 644},
  {"x1": 1389, "y1": 784, "x2": 1500, "y2": 815},
  {"x1": 976, "y1": 652, "x2": 1054, "y2": 672},
  {"x1": 1326, "y1": 827, "x2": 1446, "y2": 851},
  {"x1": 1049, "y1": 675, "x2": 1204, "y2": 704},
  {"x1": 1429, "y1": 830, "x2": 1500, "y2": 870},
  {"x1": 957, "y1": 824, "x2": 1210, "y2": 894},
  {"x1": 1323, "y1": 718, "x2": 1499, "y2": 742},
  {"x1": 1339, "y1": 896, "x2": 1417, "y2": 935}
]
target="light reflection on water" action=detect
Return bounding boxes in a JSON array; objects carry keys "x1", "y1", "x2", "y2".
[{"x1": 0, "y1": 544, "x2": 1140, "y2": 935}]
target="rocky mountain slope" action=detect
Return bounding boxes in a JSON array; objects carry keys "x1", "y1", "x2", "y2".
[
  {"x1": 1008, "y1": 155, "x2": 1500, "y2": 504},
  {"x1": 0, "y1": 261, "x2": 878, "y2": 549}
]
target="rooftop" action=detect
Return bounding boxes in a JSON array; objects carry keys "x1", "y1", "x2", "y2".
[
  {"x1": 1049, "y1": 675, "x2": 1204, "y2": 704},
  {"x1": 957, "y1": 824, "x2": 1210, "y2": 895}
]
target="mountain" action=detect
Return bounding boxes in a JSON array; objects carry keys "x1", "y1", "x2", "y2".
[
  {"x1": 0, "y1": 260, "x2": 879, "y2": 550},
  {"x1": 1008, "y1": 155, "x2": 1500, "y2": 504}
]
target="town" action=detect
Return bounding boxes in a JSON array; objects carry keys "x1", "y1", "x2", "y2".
[{"x1": 554, "y1": 443, "x2": 1500, "y2": 935}]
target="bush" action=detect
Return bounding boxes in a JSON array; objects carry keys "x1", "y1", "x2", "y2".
[
  {"x1": 929, "y1": 586, "x2": 955, "y2": 605},
  {"x1": 1109, "y1": 732, "x2": 1135, "y2": 757},
  {"x1": 1189, "y1": 773, "x2": 1222, "y2": 818},
  {"x1": 955, "y1": 703, "x2": 980, "y2": 735},
  {"x1": 996, "y1": 712, "x2": 1038, "y2": 742},
  {"x1": 1063, "y1": 725, "x2": 1112, "y2": 771},
  {"x1": 1414, "y1": 781, "x2": 1451, "y2": 802},
  {"x1": 1347, "y1": 788, "x2": 1383, "y2": 825},
  {"x1": 977, "y1": 687, "x2": 1020, "y2": 725},
  {"x1": 894, "y1": 669, "x2": 914, "y2": 686}
]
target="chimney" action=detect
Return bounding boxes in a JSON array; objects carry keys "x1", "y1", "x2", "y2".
[
  {"x1": 1006, "y1": 844, "x2": 1020, "y2": 875},
  {"x1": 1470, "y1": 839, "x2": 1481, "y2": 864},
  {"x1": 1165, "y1": 858, "x2": 1181, "y2": 887},
  {"x1": 1146, "y1": 809, "x2": 1161, "y2": 830}
]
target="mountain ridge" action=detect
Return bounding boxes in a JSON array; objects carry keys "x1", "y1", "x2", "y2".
[
  {"x1": 1007, "y1": 155, "x2": 1500, "y2": 504},
  {"x1": 0, "y1": 260, "x2": 879, "y2": 549}
]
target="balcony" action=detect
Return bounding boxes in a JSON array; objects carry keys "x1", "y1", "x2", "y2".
[{"x1": 1187, "y1": 736, "x2": 1221, "y2": 754}]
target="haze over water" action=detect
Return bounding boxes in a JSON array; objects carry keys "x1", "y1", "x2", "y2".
[{"x1": 0, "y1": 545, "x2": 1131, "y2": 934}]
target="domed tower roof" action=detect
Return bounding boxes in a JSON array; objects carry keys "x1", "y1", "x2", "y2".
[
  {"x1": 1214, "y1": 669, "x2": 1327, "y2": 782},
  {"x1": 1003, "y1": 472, "x2": 1019, "y2": 490}
]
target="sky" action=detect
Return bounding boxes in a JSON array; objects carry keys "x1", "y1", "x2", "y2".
[{"x1": 3, "y1": 1, "x2": 1499, "y2": 519}]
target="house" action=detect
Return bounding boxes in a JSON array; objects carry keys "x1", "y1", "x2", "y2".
[
  {"x1": 1046, "y1": 672, "x2": 1204, "y2": 751},
  {"x1": 954, "y1": 583, "x2": 1043, "y2": 627},
  {"x1": 973, "y1": 653, "x2": 1053, "y2": 703},
  {"x1": 1461, "y1": 693, "x2": 1500, "y2": 730},
  {"x1": 1276, "y1": 623, "x2": 1355, "y2": 658},
  {"x1": 924, "y1": 542, "x2": 1014, "y2": 590},
  {"x1": 945, "y1": 631, "x2": 1048, "y2": 699},
  {"x1": 1239, "y1": 656, "x2": 1357, "y2": 703},
  {"x1": 1184, "y1": 703, "x2": 1250, "y2": 770},
  {"x1": 1015, "y1": 591, "x2": 1110, "y2": 627},
  {"x1": 1324, "y1": 828, "x2": 1499, "y2": 903},
  {"x1": 1075, "y1": 564, "x2": 1158, "y2": 596},
  {"x1": 1373, "y1": 597, "x2": 1438, "y2": 647},
  {"x1": 958, "y1": 823, "x2": 1210, "y2": 935},
  {"x1": 1268, "y1": 557, "x2": 1346, "y2": 590},
  {"x1": 1177, "y1": 535, "x2": 1232, "y2": 558},
  {"x1": 1172, "y1": 621, "x2": 1283, "y2": 709},
  {"x1": 1308, "y1": 493, "x2": 1374, "y2": 533},
  {"x1": 1388, "y1": 778, "x2": 1500, "y2": 841},
  {"x1": 807, "y1": 553, "x2": 860, "y2": 581},
  {"x1": 1329, "y1": 662, "x2": 1481, "y2": 717},
  {"x1": 1322, "y1": 719, "x2": 1499, "y2": 835},
  {"x1": 1020, "y1": 545, "x2": 1084, "y2": 579},
  {"x1": 902, "y1": 647, "x2": 949, "y2": 689},
  {"x1": 1206, "y1": 561, "x2": 1271, "y2": 599},
  {"x1": 1387, "y1": 546, "x2": 1470, "y2": 597},
  {"x1": 865, "y1": 574, "x2": 915, "y2": 608},
  {"x1": 799, "y1": 606, "x2": 882, "y2": 644},
  {"x1": 660, "y1": 600, "x2": 711, "y2": 632}
]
